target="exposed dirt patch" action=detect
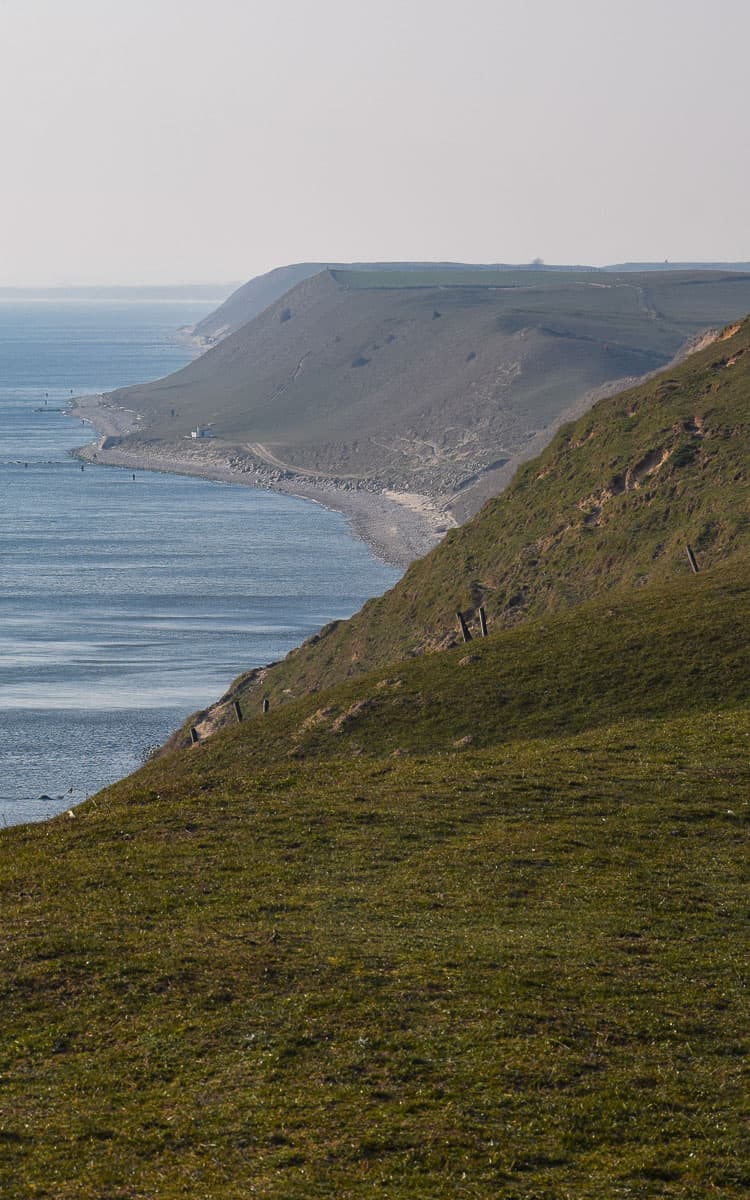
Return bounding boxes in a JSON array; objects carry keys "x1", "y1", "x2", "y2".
[
  {"x1": 583, "y1": 505, "x2": 603, "y2": 527},
  {"x1": 297, "y1": 707, "x2": 338, "y2": 735},
  {"x1": 677, "y1": 416, "x2": 705, "y2": 435},
  {"x1": 331, "y1": 698, "x2": 376, "y2": 733},
  {"x1": 626, "y1": 447, "x2": 671, "y2": 488},
  {"x1": 571, "y1": 429, "x2": 597, "y2": 449},
  {"x1": 719, "y1": 322, "x2": 742, "y2": 341},
  {"x1": 579, "y1": 442, "x2": 674, "y2": 528},
  {"x1": 709, "y1": 345, "x2": 746, "y2": 369}
]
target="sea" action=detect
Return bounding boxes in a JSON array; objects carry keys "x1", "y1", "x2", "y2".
[{"x1": 0, "y1": 300, "x2": 401, "y2": 826}]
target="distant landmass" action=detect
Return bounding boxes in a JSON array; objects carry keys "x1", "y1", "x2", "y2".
[
  {"x1": 102, "y1": 263, "x2": 750, "y2": 521},
  {"x1": 191, "y1": 261, "x2": 750, "y2": 343},
  {"x1": 605, "y1": 261, "x2": 750, "y2": 273},
  {"x1": 191, "y1": 262, "x2": 598, "y2": 343}
]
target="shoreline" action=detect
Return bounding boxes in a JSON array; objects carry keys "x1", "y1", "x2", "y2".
[{"x1": 69, "y1": 396, "x2": 454, "y2": 569}]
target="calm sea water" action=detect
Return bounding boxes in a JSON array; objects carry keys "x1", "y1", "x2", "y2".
[{"x1": 0, "y1": 302, "x2": 400, "y2": 825}]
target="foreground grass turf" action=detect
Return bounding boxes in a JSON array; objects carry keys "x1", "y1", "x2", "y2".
[{"x1": 2, "y1": 710, "x2": 749, "y2": 1198}]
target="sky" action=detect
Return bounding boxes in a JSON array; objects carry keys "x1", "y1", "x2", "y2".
[{"x1": 0, "y1": 0, "x2": 748, "y2": 285}]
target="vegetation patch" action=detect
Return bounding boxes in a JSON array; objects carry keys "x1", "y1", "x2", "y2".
[
  {"x1": 3, "y1": 315, "x2": 749, "y2": 1196},
  {"x1": 2, "y1": 710, "x2": 749, "y2": 1197}
]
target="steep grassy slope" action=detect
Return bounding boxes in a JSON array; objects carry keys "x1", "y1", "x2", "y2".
[
  {"x1": 218, "y1": 316, "x2": 749, "y2": 712},
  {"x1": 180, "y1": 559, "x2": 748, "y2": 755},
  {"x1": 107, "y1": 269, "x2": 750, "y2": 505}
]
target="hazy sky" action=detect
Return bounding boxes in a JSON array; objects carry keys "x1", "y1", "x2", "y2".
[{"x1": 1, "y1": 0, "x2": 748, "y2": 284}]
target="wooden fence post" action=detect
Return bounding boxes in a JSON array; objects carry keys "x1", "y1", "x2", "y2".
[
  {"x1": 233, "y1": 700, "x2": 243, "y2": 723},
  {"x1": 456, "y1": 611, "x2": 472, "y2": 643},
  {"x1": 189, "y1": 726, "x2": 199, "y2": 745},
  {"x1": 686, "y1": 544, "x2": 699, "y2": 574},
  {"x1": 478, "y1": 606, "x2": 488, "y2": 637},
  {"x1": 262, "y1": 697, "x2": 270, "y2": 713}
]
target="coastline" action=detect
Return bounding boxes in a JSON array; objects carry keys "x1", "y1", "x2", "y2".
[{"x1": 69, "y1": 395, "x2": 453, "y2": 569}]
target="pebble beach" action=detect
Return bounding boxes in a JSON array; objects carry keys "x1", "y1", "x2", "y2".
[{"x1": 71, "y1": 394, "x2": 452, "y2": 569}]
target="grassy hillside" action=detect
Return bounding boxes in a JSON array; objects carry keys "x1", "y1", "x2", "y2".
[
  {"x1": 3, "y1": 315, "x2": 749, "y2": 1195},
  {"x1": 2, "y1": 641, "x2": 748, "y2": 1196},
  {"x1": 200, "y1": 316, "x2": 750, "y2": 716},
  {"x1": 106, "y1": 269, "x2": 750, "y2": 509},
  {"x1": 179, "y1": 559, "x2": 748, "y2": 756}
]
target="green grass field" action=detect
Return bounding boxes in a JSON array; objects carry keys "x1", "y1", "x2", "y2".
[
  {"x1": 2, "y1": 316, "x2": 748, "y2": 1197},
  {"x1": 2, "y1": 705, "x2": 749, "y2": 1198},
  {"x1": 332, "y1": 268, "x2": 601, "y2": 289}
]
